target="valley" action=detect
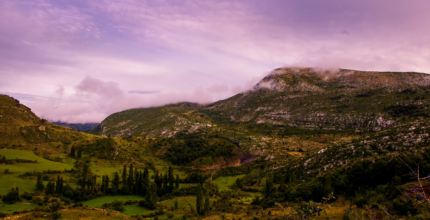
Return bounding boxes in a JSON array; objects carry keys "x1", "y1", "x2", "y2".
[{"x1": 1, "y1": 68, "x2": 430, "y2": 219}]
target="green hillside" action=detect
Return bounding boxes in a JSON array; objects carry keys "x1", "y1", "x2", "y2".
[{"x1": 1, "y1": 68, "x2": 430, "y2": 219}]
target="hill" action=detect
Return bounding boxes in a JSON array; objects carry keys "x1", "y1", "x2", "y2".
[
  {"x1": 0, "y1": 94, "x2": 97, "y2": 157},
  {"x1": 51, "y1": 121, "x2": 99, "y2": 133},
  {"x1": 92, "y1": 68, "x2": 430, "y2": 160}
]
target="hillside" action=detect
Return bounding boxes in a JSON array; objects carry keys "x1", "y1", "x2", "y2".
[
  {"x1": 93, "y1": 68, "x2": 430, "y2": 161},
  {"x1": 0, "y1": 95, "x2": 97, "y2": 157},
  {"x1": 2, "y1": 68, "x2": 430, "y2": 219},
  {"x1": 51, "y1": 121, "x2": 99, "y2": 133}
]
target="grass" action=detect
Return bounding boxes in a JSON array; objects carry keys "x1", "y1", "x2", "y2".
[
  {"x1": 159, "y1": 196, "x2": 196, "y2": 211},
  {"x1": 0, "y1": 149, "x2": 74, "y2": 195},
  {"x1": 16, "y1": 208, "x2": 134, "y2": 219},
  {"x1": 82, "y1": 195, "x2": 152, "y2": 215},
  {"x1": 213, "y1": 174, "x2": 246, "y2": 191},
  {"x1": 0, "y1": 200, "x2": 38, "y2": 213}
]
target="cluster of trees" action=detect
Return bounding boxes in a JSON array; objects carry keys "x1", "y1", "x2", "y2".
[
  {"x1": 70, "y1": 138, "x2": 116, "y2": 160},
  {"x1": 0, "y1": 155, "x2": 37, "y2": 164},
  {"x1": 45, "y1": 176, "x2": 64, "y2": 195},
  {"x1": 246, "y1": 152, "x2": 430, "y2": 216},
  {"x1": 194, "y1": 178, "x2": 219, "y2": 215},
  {"x1": 1, "y1": 187, "x2": 21, "y2": 204},
  {"x1": 69, "y1": 146, "x2": 82, "y2": 159},
  {"x1": 164, "y1": 134, "x2": 235, "y2": 165}
]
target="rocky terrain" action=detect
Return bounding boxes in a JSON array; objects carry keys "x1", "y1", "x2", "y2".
[{"x1": 92, "y1": 68, "x2": 430, "y2": 164}]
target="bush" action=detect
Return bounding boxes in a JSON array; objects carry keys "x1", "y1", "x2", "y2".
[
  {"x1": 20, "y1": 192, "x2": 32, "y2": 200},
  {"x1": 2, "y1": 188, "x2": 21, "y2": 204},
  {"x1": 32, "y1": 197, "x2": 43, "y2": 206},
  {"x1": 392, "y1": 198, "x2": 418, "y2": 216},
  {"x1": 167, "y1": 213, "x2": 174, "y2": 218},
  {"x1": 42, "y1": 175, "x2": 50, "y2": 181},
  {"x1": 111, "y1": 200, "x2": 125, "y2": 212}
]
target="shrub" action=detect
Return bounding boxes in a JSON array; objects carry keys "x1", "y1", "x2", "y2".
[{"x1": 111, "y1": 200, "x2": 125, "y2": 212}]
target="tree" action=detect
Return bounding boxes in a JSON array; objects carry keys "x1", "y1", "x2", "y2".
[
  {"x1": 70, "y1": 146, "x2": 75, "y2": 158},
  {"x1": 155, "y1": 171, "x2": 162, "y2": 189},
  {"x1": 55, "y1": 176, "x2": 63, "y2": 194},
  {"x1": 168, "y1": 166, "x2": 174, "y2": 190},
  {"x1": 46, "y1": 181, "x2": 55, "y2": 195},
  {"x1": 122, "y1": 165, "x2": 127, "y2": 185},
  {"x1": 289, "y1": 172, "x2": 296, "y2": 185},
  {"x1": 204, "y1": 191, "x2": 210, "y2": 214},
  {"x1": 2, "y1": 187, "x2": 21, "y2": 204},
  {"x1": 77, "y1": 147, "x2": 82, "y2": 158},
  {"x1": 196, "y1": 184, "x2": 203, "y2": 215},
  {"x1": 145, "y1": 182, "x2": 158, "y2": 210},
  {"x1": 175, "y1": 175, "x2": 180, "y2": 189},
  {"x1": 263, "y1": 174, "x2": 274, "y2": 198},
  {"x1": 112, "y1": 172, "x2": 120, "y2": 194},
  {"x1": 127, "y1": 164, "x2": 134, "y2": 193},
  {"x1": 82, "y1": 163, "x2": 89, "y2": 190},
  {"x1": 36, "y1": 173, "x2": 44, "y2": 191},
  {"x1": 111, "y1": 200, "x2": 125, "y2": 212},
  {"x1": 203, "y1": 178, "x2": 218, "y2": 196}
]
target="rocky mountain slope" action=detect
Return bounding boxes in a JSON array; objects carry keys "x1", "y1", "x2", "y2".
[{"x1": 92, "y1": 68, "x2": 430, "y2": 162}]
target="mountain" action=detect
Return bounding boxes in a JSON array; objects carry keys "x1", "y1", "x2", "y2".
[
  {"x1": 92, "y1": 68, "x2": 430, "y2": 161},
  {"x1": 52, "y1": 121, "x2": 99, "y2": 133},
  {"x1": 0, "y1": 94, "x2": 95, "y2": 157}
]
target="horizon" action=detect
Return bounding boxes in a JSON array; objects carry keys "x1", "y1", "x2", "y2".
[{"x1": 1, "y1": 0, "x2": 430, "y2": 123}]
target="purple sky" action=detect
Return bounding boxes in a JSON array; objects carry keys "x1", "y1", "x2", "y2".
[{"x1": 1, "y1": 0, "x2": 430, "y2": 123}]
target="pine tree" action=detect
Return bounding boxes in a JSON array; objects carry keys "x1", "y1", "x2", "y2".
[
  {"x1": 55, "y1": 175, "x2": 63, "y2": 194},
  {"x1": 36, "y1": 173, "x2": 44, "y2": 191},
  {"x1": 175, "y1": 175, "x2": 180, "y2": 189},
  {"x1": 112, "y1": 172, "x2": 120, "y2": 194},
  {"x1": 155, "y1": 171, "x2": 162, "y2": 189},
  {"x1": 122, "y1": 165, "x2": 127, "y2": 185},
  {"x1": 196, "y1": 184, "x2": 203, "y2": 215},
  {"x1": 145, "y1": 182, "x2": 158, "y2": 210},
  {"x1": 143, "y1": 167, "x2": 149, "y2": 179},
  {"x1": 204, "y1": 191, "x2": 210, "y2": 214},
  {"x1": 46, "y1": 181, "x2": 55, "y2": 194},
  {"x1": 77, "y1": 147, "x2": 82, "y2": 158},
  {"x1": 289, "y1": 172, "x2": 296, "y2": 185},
  {"x1": 82, "y1": 163, "x2": 89, "y2": 190},
  {"x1": 163, "y1": 172, "x2": 168, "y2": 190},
  {"x1": 70, "y1": 146, "x2": 75, "y2": 158},
  {"x1": 91, "y1": 176, "x2": 97, "y2": 193},
  {"x1": 105, "y1": 175, "x2": 110, "y2": 193},
  {"x1": 168, "y1": 166, "x2": 174, "y2": 190},
  {"x1": 101, "y1": 176, "x2": 105, "y2": 193},
  {"x1": 263, "y1": 174, "x2": 274, "y2": 198},
  {"x1": 128, "y1": 164, "x2": 134, "y2": 193}
]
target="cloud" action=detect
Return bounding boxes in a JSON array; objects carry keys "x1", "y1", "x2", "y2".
[
  {"x1": 2, "y1": 0, "x2": 430, "y2": 122},
  {"x1": 11, "y1": 76, "x2": 256, "y2": 123},
  {"x1": 128, "y1": 90, "x2": 159, "y2": 94}
]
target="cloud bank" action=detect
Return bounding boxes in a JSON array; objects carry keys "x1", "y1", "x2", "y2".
[{"x1": 1, "y1": 0, "x2": 430, "y2": 122}]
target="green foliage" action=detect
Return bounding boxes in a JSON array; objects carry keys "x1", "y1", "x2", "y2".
[
  {"x1": 111, "y1": 199, "x2": 126, "y2": 212},
  {"x1": 203, "y1": 178, "x2": 219, "y2": 196},
  {"x1": 1, "y1": 187, "x2": 21, "y2": 204},
  {"x1": 145, "y1": 182, "x2": 158, "y2": 210},
  {"x1": 196, "y1": 184, "x2": 203, "y2": 215},
  {"x1": 164, "y1": 134, "x2": 235, "y2": 165},
  {"x1": 36, "y1": 173, "x2": 44, "y2": 191}
]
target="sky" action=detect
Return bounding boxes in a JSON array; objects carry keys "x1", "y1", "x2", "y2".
[{"x1": 1, "y1": 0, "x2": 430, "y2": 123}]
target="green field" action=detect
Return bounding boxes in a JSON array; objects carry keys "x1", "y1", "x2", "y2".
[
  {"x1": 213, "y1": 174, "x2": 246, "y2": 191},
  {"x1": 0, "y1": 200, "x2": 38, "y2": 213},
  {"x1": 0, "y1": 149, "x2": 74, "y2": 195},
  {"x1": 82, "y1": 195, "x2": 152, "y2": 215}
]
